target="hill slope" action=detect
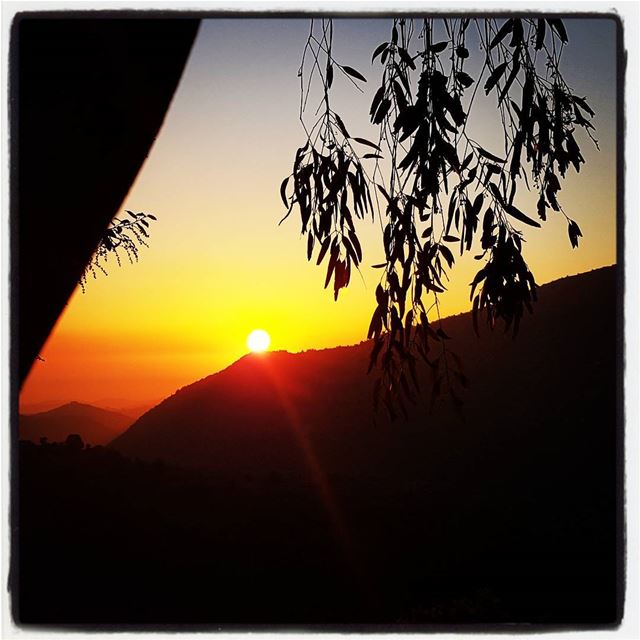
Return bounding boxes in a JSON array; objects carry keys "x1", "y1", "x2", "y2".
[
  {"x1": 20, "y1": 401, "x2": 133, "y2": 445},
  {"x1": 111, "y1": 266, "x2": 618, "y2": 480},
  {"x1": 20, "y1": 266, "x2": 619, "y2": 625}
]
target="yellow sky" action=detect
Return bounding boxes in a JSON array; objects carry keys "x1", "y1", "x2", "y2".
[{"x1": 20, "y1": 18, "x2": 618, "y2": 411}]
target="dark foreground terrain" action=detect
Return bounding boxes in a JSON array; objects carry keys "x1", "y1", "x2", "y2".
[{"x1": 15, "y1": 267, "x2": 621, "y2": 627}]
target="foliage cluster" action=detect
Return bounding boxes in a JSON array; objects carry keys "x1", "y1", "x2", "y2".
[
  {"x1": 281, "y1": 17, "x2": 596, "y2": 417},
  {"x1": 80, "y1": 210, "x2": 157, "y2": 291}
]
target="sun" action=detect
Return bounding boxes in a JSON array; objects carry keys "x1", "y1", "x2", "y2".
[{"x1": 247, "y1": 329, "x2": 271, "y2": 353}]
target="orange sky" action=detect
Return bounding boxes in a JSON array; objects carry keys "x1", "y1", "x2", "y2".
[{"x1": 20, "y1": 18, "x2": 618, "y2": 412}]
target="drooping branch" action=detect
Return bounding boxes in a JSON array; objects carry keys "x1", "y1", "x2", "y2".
[
  {"x1": 281, "y1": 17, "x2": 597, "y2": 420},
  {"x1": 80, "y1": 210, "x2": 158, "y2": 292},
  {"x1": 280, "y1": 19, "x2": 381, "y2": 302}
]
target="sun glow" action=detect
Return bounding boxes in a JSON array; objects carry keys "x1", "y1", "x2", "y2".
[{"x1": 247, "y1": 329, "x2": 271, "y2": 353}]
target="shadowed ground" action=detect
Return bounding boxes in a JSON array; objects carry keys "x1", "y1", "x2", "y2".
[{"x1": 16, "y1": 267, "x2": 620, "y2": 627}]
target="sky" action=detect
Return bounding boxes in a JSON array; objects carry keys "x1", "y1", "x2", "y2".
[{"x1": 19, "y1": 17, "x2": 618, "y2": 412}]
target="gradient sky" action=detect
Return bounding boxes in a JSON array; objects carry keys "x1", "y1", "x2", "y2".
[{"x1": 20, "y1": 17, "x2": 618, "y2": 411}]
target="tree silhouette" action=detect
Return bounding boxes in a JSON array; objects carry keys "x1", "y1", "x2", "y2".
[
  {"x1": 64, "y1": 434, "x2": 84, "y2": 451},
  {"x1": 280, "y1": 18, "x2": 597, "y2": 418}
]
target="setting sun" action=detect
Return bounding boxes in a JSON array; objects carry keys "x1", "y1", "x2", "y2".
[{"x1": 247, "y1": 329, "x2": 270, "y2": 353}]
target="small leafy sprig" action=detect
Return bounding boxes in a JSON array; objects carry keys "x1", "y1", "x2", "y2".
[
  {"x1": 80, "y1": 210, "x2": 157, "y2": 291},
  {"x1": 280, "y1": 19, "x2": 379, "y2": 301}
]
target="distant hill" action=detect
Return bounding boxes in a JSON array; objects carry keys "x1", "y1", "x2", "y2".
[
  {"x1": 88, "y1": 399, "x2": 160, "y2": 420},
  {"x1": 20, "y1": 401, "x2": 133, "y2": 445},
  {"x1": 111, "y1": 266, "x2": 618, "y2": 479},
  {"x1": 20, "y1": 399, "x2": 158, "y2": 420},
  {"x1": 20, "y1": 400, "x2": 63, "y2": 415}
]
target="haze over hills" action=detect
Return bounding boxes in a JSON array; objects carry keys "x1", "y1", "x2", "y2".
[
  {"x1": 20, "y1": 401, "x2": 133, "y2": 445},
  {"x1": 20, "y1": 399, "x2": 157, "y2": 420},
  {"x1": 87, "y1": 399, "x2": 159, "y2": 420}
]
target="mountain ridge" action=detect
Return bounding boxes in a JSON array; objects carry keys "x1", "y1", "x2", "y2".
[
  {"x1": 21, "y1": 264, "x2": 619, "y2": 625},
  {"x1": 20, "y1": 401, "x2": 133, "y2": 445},
  {"x1": 155, "y1": 264, "x2": 616, "y2": 393},
  {"x1": 111, "y1": 265, "x2": 617, "y2": 479}
]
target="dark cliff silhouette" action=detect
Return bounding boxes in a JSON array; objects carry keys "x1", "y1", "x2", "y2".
[
  {"x1": 17, "y1": 266, "x2": 620, "y2": 627},
  {"x1": 12, "y1": 16, "x2": 199, "y2": 385},
  {"x1": 20, "y1": 401, "x2": 132, "y2": 446}
]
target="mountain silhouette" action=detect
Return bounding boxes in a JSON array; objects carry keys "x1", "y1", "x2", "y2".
[
  {"x1": 20, "y1": 401, "x2": 133, "y2": 446},
  {"x1": 111, "y1": 266, "x2": 618, "y2": 480},
  {"x1": 18, "y1": 266, "x2": 619, "y2": 626}
]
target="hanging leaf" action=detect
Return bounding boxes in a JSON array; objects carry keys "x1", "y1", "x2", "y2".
[
  {"x1": 398, "y1": 47, "x2": 416, "y2": 70},
  {"x1": 504, "y1": 204, "x2": 542, "y2": 228},
  {"x1": 316, "y1": 235, "x2": 331, "y2": 266},
  {"x1": 572, "y1": 95, "x2": 595, "y2": 117},
  {"x1": 348, "y1": 229, "x2": 363, "y2": 262},
  {"x1": 342, "y1": 65, "x2": 367, "y2": 82},
  {"x1": 489, "y1": 19, "x2": 514, "y2": 49},
  {"x1": 568, "y1": 219, "x2": 582, "y2": 248},
  {"x1": 334, "y1": 113, "x2": 350, "y2": 138},
  {"x1": 547, "y1": 18, "x2": 568, "y2": 43},
  {"x1": 484, "y1": 61, "x2": 508, "y2": 94},
  {"x1": 372, "y1": 42, "x2": 388, "y2": 63},
  {"x1": 280, "y1": 176, "x2": 290, "y2": 208},
  {"x1": 535, "y1": 18, "x2": 546, "y2": 50},
  {"x1": 377, "y1": 184, "x2": 392, "y2": 202},
  {"x1": 478, "y1": 147, "x2": 506, "y2": 163},
  {"x1": 498, "y1": 59, "x2": 520, "y2": 104},
  {"x1": 306, "y1": 232, "x2": 314, "y2": 261},
  {"x1": 438, "y1": 243, "x2": 455, "y2": 268},
  {"x1": 353, "y1": 137, "x2": 382, "y2": 152},
  {"x1": 489, "y1": 182, "x2": 505, "y2": 205},
  {"x1": 509, "y1": 19, "x2": 524, "y2": 48},
  {"x1": 456, "y1": 71, "x2": 474, "y2": 88},
  {"x1": 460, "y1": 153, "x2": 474, "y2": 171},
  {"x1": 537, "y1": 195, "x2": 547, "y2": 221},
  {"x1": 324, "y1": 246, "x2": 339, "y2": 289},
  {"x1": 429, "y1": 41, "x2": 448, "y2": 54},
  {"x1": 369, "y1": 85, "x2": 385, "y2": 118},
  {"x1": 373, "y1": 98, "x2": 392, "y2": 125}
]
